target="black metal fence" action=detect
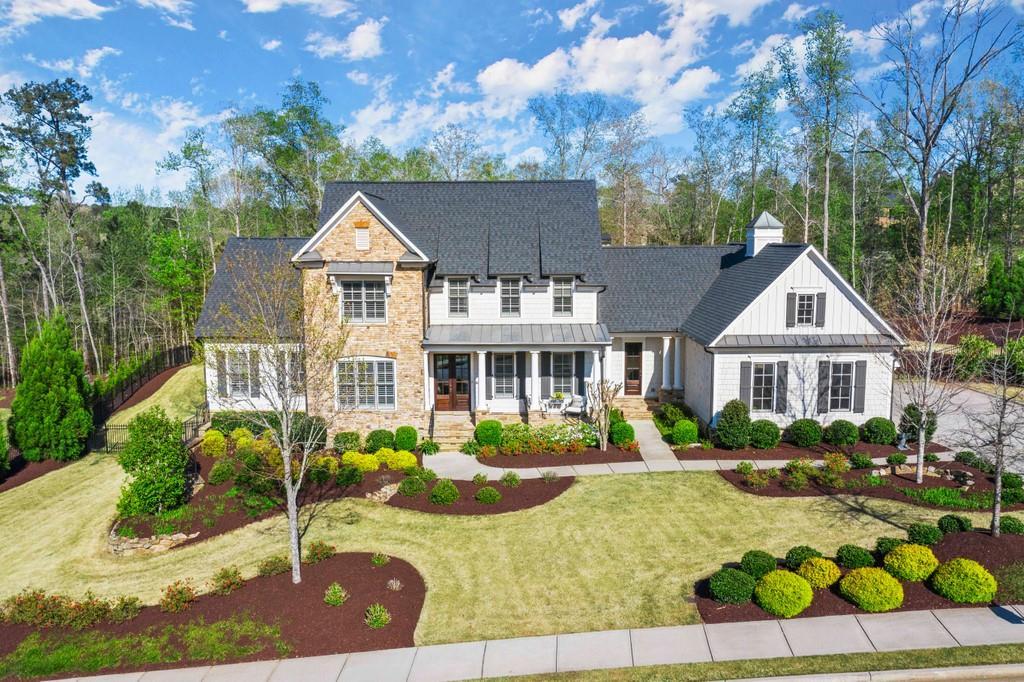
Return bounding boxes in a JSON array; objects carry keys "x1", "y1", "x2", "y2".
[
  {"x1": 91, "y1": 402, "x2": 210, "y2": 454},
  {"x1": 92, "y1": 345, "x2": 193, "y2": 425},
  {"x1": 182, "y1": 402, "x2": 210, "y2": 444}
]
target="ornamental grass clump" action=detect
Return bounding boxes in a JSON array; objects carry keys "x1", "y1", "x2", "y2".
[
  {"x1": 798, "y1": 557, "x2": 841, "y2": 589},
  {"x1": 364, "y1": 603, "x2": 391, "y2": 629},
  {"x1": 323, "y1": 583, "x2": 348, "y2": 607},
  {"x1": 839, "y1": 568, "x2": 904, "y2": 612},
  {"x1": 709, "y1": 568, "x2": 756, "y2": 604},
  {"x1": 883, "y1": 544, "x2": 939, "y2": 582},
  {"x1": 930, "y1": 558, "x2": 997, "y2": 604},
  {"x1": 753, "y1": 570, "x2": 813, "y2": 618}
]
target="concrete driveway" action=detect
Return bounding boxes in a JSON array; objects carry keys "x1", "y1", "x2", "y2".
[{"x1": 893, "y1": 381, "x2": 992, "y2": 450}]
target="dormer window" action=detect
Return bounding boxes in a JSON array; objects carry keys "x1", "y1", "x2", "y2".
[
  {"x1": 355, "y1": 227, "x2": 369, "y2": 251},
  {"x1": 448, "y1": 278, "x2": 469, "y2": 317},
  {"x1": 500, "y1": 278, "x2": 520, "y2": 317},
  {"x1": 553, "y1": 277, "x2": 573, "y2": 316}
]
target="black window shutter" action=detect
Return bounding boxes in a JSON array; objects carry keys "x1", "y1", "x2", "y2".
[
  {"x1": 249, "y1": 350, "x2": 261, "y2": 398},
  {"x1": 817, "y1": 361, "x2": 830, "y2": 414},
  {"x1": 815, "y1": 292, "x2": 826, "y2": 327},
  {"x1": 216, "y1": 351, "x2": 227, "y2": 397},
  {"x1": 854, "y1": 360, "x2": 867, "y2": 413},
  {"x1": 786, "y1": 292, "x2": 796, "y2": 328},
  {"x1": 516, "y1": 352, "x2": 526, "y2": 401},
  {"x1": 541, "y1": 351, "x2": 552, "y2": 399},
  {"x1": 775, "y1": 361, "x2": 788, "y2": 414},
  {"x1": 739, "y1": 361, "x2": 752, "y2": 407},
  {"x1": 485, "y1": 352, "x2": 493, "y2": 401},
  {"x1": 575, "y1": 350, "x2": 585, "y2": 396}
]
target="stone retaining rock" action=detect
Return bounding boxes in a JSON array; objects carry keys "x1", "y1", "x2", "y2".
[
  {"x1": 366, "y1": 483, "x2": 399, "y2": 503},
  {"x1": 108, "y1": 527, "x2": 200, "y2": 556}
]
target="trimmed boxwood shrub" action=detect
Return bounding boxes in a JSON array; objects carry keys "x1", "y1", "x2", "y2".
[
  {"x1": 397, "y1": 476, "x2": 426, "y2": 496},
  {"x1": 900, "y1": 404, "x2": 938, "y2": 442},
  {"x1": 839, "y1": 567, "x2": 904, "y2": 612},
  {"x1": 709, "y1": 568, "x2": 756, "y2": 604},
  {"x1": 671, "y1": 419, "x2": 698, "y2": 446},
  {"x1": 394, "y1": 426, "x2": 418, "y2": 451},
  {"x1": 787, "y1": 419, "x2": 822, "y2": 448},
  {"x1": 907, "y1": 522, "x2": 943, "y2": 546},
  {"x1": 207, "y1": 458, "x2": 235, "y2": 486},
  {"x1": 749, "y1": 420, "x2": 781, "y2": 449},
  {"x1": 848, "y1": 452, "x2": 873, "y2": 469},
  {"x1": 938, "y1": 514, "x2": 973, "y2": 534},
  {"x1": 754, "y1": 570, "x2": 813, "y2": 618},
  {"x1": 883, "y1": 544, "x2": 939, "y2": 581},
  {"x1": 1001, "y1": 516, "x2": 1024, "y2": 535},
  {"x1": 1003, "y1": 473, "x2": 1024, "y2": 490},
  {"x1": 365, "y1": 429, "x2": 395, "y2": 453},
  {"x1": 930, "y1": 558, "x2": 997, "y2": 604},
  {"x1": 875, "y1": 537, "x2": 906, "y2": 558},
  {"x1": 335, "y1": 465, "x2": 363, "y2": 487},
  {"x1": 610, "y1": 421, "x2": 635, "y2": 446},
  {"x1": 208, "y1": 411, "x2": 326, "y2": 449},
  {"x1": 333, "y1": 431, "x2": 361, "y2": 453},
  {"x1": 824, "y1": 419, "x2": 859, "y2": 446},
  {"x1": 798, "y1": 557, "x2": 841, "y2": 589},
  {"x1": 715, "y1": 400, "x2": 751, "y2": 450},
  {"x1": 836, "y1": 544, "x2": 875, "y2": 569},
  {"x1": 475, "y1": 486, "x2": 502, "y2": 504},
  {"x1": 429, "y1": 479, "x2": 460, "y2": 505},
  {"x1": 475, "y1": 420, "x2": 503, "y2": 446},
  {"x1": 740, "y1": 550, "x2": 777, "y2": 579},
  {"x1": 861, "y1": 417, "x2": 898, "y2": 445},
  {"x1": 785, "y1": 545, "x2": 822, "y2": 570},
  {"x1": 202, "y1": 429, "x2": 227, "y2": 459}
]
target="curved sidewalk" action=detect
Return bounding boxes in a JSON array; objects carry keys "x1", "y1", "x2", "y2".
[{"x1": 65, "y1": 604, "x2": 1024, "y2": 681}]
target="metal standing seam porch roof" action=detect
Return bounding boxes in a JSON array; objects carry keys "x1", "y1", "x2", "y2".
[{"x1": 423, "y1": 323, "x2": 611, "y2": 346}]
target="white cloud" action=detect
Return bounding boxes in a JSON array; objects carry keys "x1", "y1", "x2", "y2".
[
  {"x1": 240, "y1": 0, "x2": 352, "y2": 17},
  {"x1": 305, "y1": 17, "x2": 387, "y2": 61},
  {"x1": 217, "y1": 29, "x2": 228, "y2": 40},
  {"x1": 782, "y1": 3, "x2": 816, "y2": 22},
  {"x1": 523, "y1": 7, "x2": 553, "y2": 26},
  {"x1": 135, "y1": 0, "x2": 194, "y2": 30},
  {"x1": 260, "y1": 38, "x2": 282, "y2": 51},
  {"x1": 557, "y1": 0, "x2": 598, "y2": 31},
  {"x1": 346, "y1": 70, "x2": 370, "y2": 85},
  {"x1": 25, "y1": 45, "x2": 121, "y2": 78},
  {"x1": 476, "y1": 50, "x2": 571, "y2": 117},
  {"x1": 2, "y1": 0, "x2": 111, "y2": 35},
  {"x1": 429, "y1": 62, "x2": 472, "y2": 98}
]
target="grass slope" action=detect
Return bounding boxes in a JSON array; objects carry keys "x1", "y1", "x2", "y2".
[{"x1": 107, "y1": 364, "x2": 205, "y2": 426}]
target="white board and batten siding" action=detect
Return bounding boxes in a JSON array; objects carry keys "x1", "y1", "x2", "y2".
[
  {"x1": 427, "y1": 282, "x2": 598, "y2": 325},
  {"x1": 683, "y1": 337, "x2": 714, "y2": 424},
  {"x1": 205, "y1": 342, "x2": 306, "y2": 412}
]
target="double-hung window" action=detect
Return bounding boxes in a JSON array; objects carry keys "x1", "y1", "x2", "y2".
[
  {"x1": 552, "y1": 352, "x2": 573, "y2": 395},
  {"x1": 829, "y1": 362, "x2": 853, "y2": 411},
  {"x1": 553, "y1": 277, "x2": 573, "y2": 316},
  {"x1": 336, "y1": 358, "x2": 395, "y2": 410},
  {"x1": 752, "y1": 363, "x2": 775, "y2": 412},
  {"x1": 500, "y1": 278, "x2": 521, "y2": 317},
  {"x1": 341, "y1": 280, "x2": 386, "y2": 323},
  {"x1": 448, "y1": 278, "x2": 469, "y2": 317},
  {"x1": 228, "y1": 351, "x2": 251, "y2": 398},
  {"x1": 796, "y1": 293, "x2": 815, "y2": 326},
  {"x1": 493, "y1": 353, "x2": 515, "y2": 398}
]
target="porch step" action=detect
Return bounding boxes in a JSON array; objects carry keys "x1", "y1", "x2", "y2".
[
  {"x1": 617, "y1": 398, "x2": 661, "y2": 420},
  {"x1": 430, "y1": 414, "x2": 476, "y2": 449}
]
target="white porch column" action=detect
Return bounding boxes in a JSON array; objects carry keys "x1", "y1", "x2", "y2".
[
  {"x1": 476, "y1": 350, "x2": 487, "y2": 411},
  {"x1": 673, "y1": 336, "x2": 684, "y2": 390},
  {"x1": 661, "y1": 336, "x2": 672, "y2": 389},
  {"x1": 530, "y1": 350, "x2": 541, "y2": 410},
  {"x1": 422, "y1": 351, "x2": 431, "y2": 410},
  {"x1": 591, "y1": 350, "x2": 601, "y2": 383}
]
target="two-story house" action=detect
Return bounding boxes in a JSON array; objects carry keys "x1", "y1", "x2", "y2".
[{"x1": 194, "y1": 181, "x2": 904, "y2": 441}]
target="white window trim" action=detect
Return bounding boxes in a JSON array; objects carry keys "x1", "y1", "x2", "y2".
[
  {"x1": 492, "y1": 352, "x2": 516, "y2": 399},
  {"x1": 829, "y1": 361, "x2": 854, "y2": 412},
  {"x1": 795, "y1": 293, "x2": 816, "y2": 327},
  {"x1": 448, "y1": 277, "x2": 469, "y2": 317},
  {"x1": 751, "y1": 361, "x2": 776, "y2": 413},
  {"x1": 552, "y1": 277, "x2": 574, "y2": 317},
  {"x1": 354, "y1": 227, "x2": 370, "y2": 251},
  {"x1": 334, "y1": 356, "x2": 397, "y2": 411},
  {"x1": 227, "y1": 351, "x2": 252, "y2": 398},
  {"x1": 337, "y1": 279, "x2": 388, "y2": 325},
  {"x1": 552, "y1": 351, "x2": 574, "y2": 396},
  {"x1": 500, "y1": 277, "x2": 521, "y2": 318}
]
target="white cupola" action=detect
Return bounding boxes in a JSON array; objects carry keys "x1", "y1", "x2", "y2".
[{"x1": 745, "y1": 211, "x2": 784, "y2": 257}]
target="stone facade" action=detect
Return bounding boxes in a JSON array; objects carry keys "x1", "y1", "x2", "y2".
[{"x1": 302, "y1": 200, "x2": 429, "y2": 436}]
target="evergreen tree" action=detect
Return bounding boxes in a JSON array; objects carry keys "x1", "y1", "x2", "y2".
[
  {"x1": 980, "y1": 256, "x2": 1013, "y2": 319},
  {"x1": 9, "y1": 314, "x2": 92, "y2": 462}
]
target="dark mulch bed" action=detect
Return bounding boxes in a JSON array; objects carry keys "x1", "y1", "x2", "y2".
[
  {"x1": 717, "y1": 460, "x2": 1024, "y2": 512},
  {"x1": 477, "y1": 446, "x2": 642, "y2": 469},
  {"x1": 941, "y1": 314, "x2": 1024, "y2": 345},
  {"x1": 0, "y1": 454, "x2": 68, "y2": 495},
  {"x1": 696, "y1": 531, "x2": 1024, "y2": 624},
  {"x1": 676, "y1": 440, "x2": 948, "y2": 461},
  {"x1": 109, "y1": 364, "x2": 189, "y2": 417},
  {"x1": 0, "y1": 552, "x2": 425, "y2": 672},
  {"x1": 388, "y1": 476, "x2": 575, "y2": 515}
]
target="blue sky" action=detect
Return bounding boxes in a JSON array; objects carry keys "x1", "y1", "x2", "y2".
[{"x1": 1, "y1": 0, "x2": 1020, "y2": 195}]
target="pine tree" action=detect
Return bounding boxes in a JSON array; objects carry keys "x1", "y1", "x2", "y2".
[
  {"x1": 980, "y1": 256, "x2": 1011, "y2": 319},
  {"x1": 10, "y1": 314, "x2": 93, "y2": 462}
]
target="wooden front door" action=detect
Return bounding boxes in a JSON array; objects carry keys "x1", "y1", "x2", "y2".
[
  {"x1": 624, "y1": 342, "x2": 643, "y2": 396},
  {"x1": 434, "y1": 354, "x2": 471, "y2": 411}
]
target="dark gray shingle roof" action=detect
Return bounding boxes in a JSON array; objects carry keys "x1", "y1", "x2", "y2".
[
  {"x1": 195, "y1": 237, "x2": 306, "y2": 340},
  {"x1": 318, "y1": 181, "x2": 605, "y2": 283}
]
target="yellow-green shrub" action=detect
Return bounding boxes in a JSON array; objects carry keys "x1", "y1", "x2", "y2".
[
  {"x1": 380, "y1": 449, "x2": 417, "y2": 470},
  {"x1": 930, "y1": 558, "x2": 997, "y2": 604},
  {"x1": 201, "y1": 429, "x2": 226, "y2": 458},
  {"x1": 839, "y1": 567, "x2": 903, "y2": 612},
  {"x1": 229, "y1": 427, "x2": 254, "y2": 443},
  {"x1": 341, "y1": 450, "x2": 380, "y2": 473},
  {"x1": 798, "y1": 557, "x2": 841, "y2": 589},
  {"x1": 883, "y1": 543, "x2": 938, "y2": 582},
  {"x1": 753, "y1": 570, "x2": 813, "y2": 618},
  {"x1": 312, "y1": 455, "x2": 339, "y2": 475}
]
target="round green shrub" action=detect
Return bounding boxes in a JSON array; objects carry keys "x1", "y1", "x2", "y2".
[
  {"x1": 787, "y1": 419, "x2": 823, "y2": 448},
  {"x1": 365, "y1": 429, "x2": 395, "y2": 453},
  {"x1": 824, "y1": 419, "x2": 859, "y2": 446},
  {"x1": 861, "y1": 417, "x2": 898, "y2": 445},
  {"x1": 798, "y1": 557, "x2": 841, "y2": 589},
  {"x1": 754, "y1": 570, "x2": 813, "y2": 618},
  {"x1": 1000, "y1": 516, "x2": 1024, "y2": 535},
  {"x1": 937, "y1": 514, "x2": 973, "y2": 534},
  {"x1": 428, "y1": 479, "x2": 460, "y2": 505},
  {"x1": 202, "y1": 429, "x2": 227, "y2": 459},
  {"x1": 740, "y1": 550, "x2": 777, "y2": 579},
  {"x1": 785, "y1": 545, "x2": 822, "y2": 570},
  {"x1": 394, "y1": 426, "x2": 418, "y2": 451},
  {"x1": 709, "y1": 567, "x2": 756, "y2": 604},
  {"x1": 672, "y1": 419, "x2": 698, "y2": 446},
  {"x1": 875, "y1": 537, "x2": 906, "y2": 558},
  {"x1": 207, "y1": 458, "x2": 235, "y2": 486},
  {"x1": 332, "y1": 431, "x2": 361, "y2": 453},
  {"x1": 475, "y1": 486, "x2": 502, "y2": 504},
  {"x1": 900, "y1": 404, "x2": 938, "y2": 442},
  {"x1": 1003, "y1": 473, "x2": 1024, "y2": 490},
  {"x1": 886, "y1": 452, "x2": 907, "y2": 466},
  {"x1": 334, "y1": 465, "x2": 364, "y2": 487},
  {"x1": 848, "y1": 452, "x2": 873, "y2": 469},
  {"x1": 749, "y1": 419, "x2": 781, "y2": 449},
  {"x1": 715, "y1": 399, "x2": 751, "y2": 450},
  {"x1": 610, "y1": 421, "x2": 635, "y2": 446},
  {"x1": 836, "y1": 544, "x2": 875, "y2": 569},
  {"x1": 907, "y1": 523, "x2": 943, "y2": 546},
  {"x1": 839, "y1": 567, "x2": 904, "y2": 612},
  {"x1": 397, "y1": 476, "x2": 426, "y2": 497},
  {"x1": 954, "y1": 334, "x2": 996, "y2": 380},
  {"x1": 474, "y1": 420, "x2": 503, "y2": 446},
  {"x1": 883, "y1": 544, "x2": 939, "y2": 581},
  {"x1": 931, "y1": 558, "x2": 997, "y2": 604}
]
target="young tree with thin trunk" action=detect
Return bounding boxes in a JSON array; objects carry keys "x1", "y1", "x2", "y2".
[
  {"x1": 214, "y1": 243, "x2": 349, "y2": 584},
  {"x1": 528, "y1": 91, "x2": 610, "y2": 180},
  {"x1": 727, "y1": 65, "x2": 779, "y2": 223},
  {"x1": 587, "y1": 379, "x2": 622, "y2": 452}
]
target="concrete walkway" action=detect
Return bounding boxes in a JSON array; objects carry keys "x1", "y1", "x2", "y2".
[
  {"x1": 631, "y1": 419, "x2": 676, "y2": 462},
  {"x1": 65, "y1": 605, "x2": 1024, "y2": 682}
]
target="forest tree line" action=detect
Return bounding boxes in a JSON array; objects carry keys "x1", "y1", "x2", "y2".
[{"x1": 0, "y1": 0, "x2": 1022, "y2": 387}]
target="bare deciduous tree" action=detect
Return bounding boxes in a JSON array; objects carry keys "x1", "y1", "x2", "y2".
[
  {"x1": 587, "y1": 379, "x2": 622, "y2": 451},
  {"x1": 429, "y1": 123, "x2": 482, "y2": 181}
]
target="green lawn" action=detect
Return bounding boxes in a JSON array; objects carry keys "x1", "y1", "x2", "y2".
[{"x1": 107, "y1": 364, "x2": 205, "y2": 426}]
